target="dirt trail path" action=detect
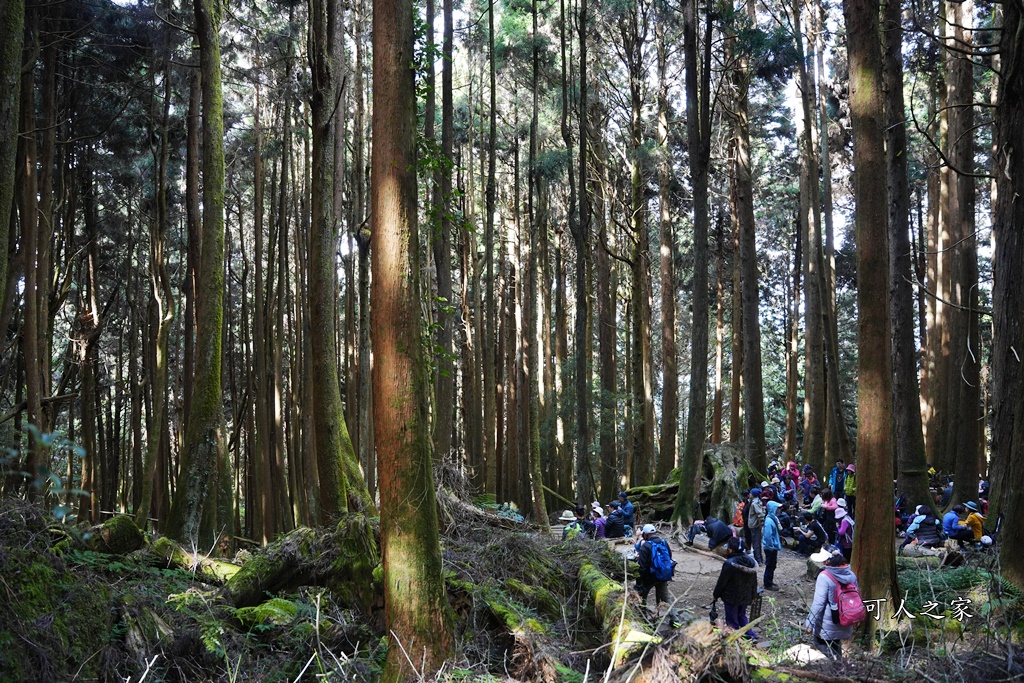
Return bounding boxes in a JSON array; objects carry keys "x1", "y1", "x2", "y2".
[{"x1": 564, "y1": 523, "x2": 823, "y2": 642}]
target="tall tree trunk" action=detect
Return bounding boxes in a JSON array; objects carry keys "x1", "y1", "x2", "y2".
[
  {"x1": 883, "y1": 0, "x2": 929, "y2": 509},
  {"x1": 137, "y1": 70, "x2": 176, "y2": 529},
  {"x1": 183, "y1": 71, "x2": 201, "y2": 440},
  {"x1": 658, "y1": 17, "x2": 678, "y2": 481},
  {"x1": 732, "y1": 0, "x2": 766, "y2": 471},
  {"x1": 595, "y1": 134, "x2": 617, "y2": 499},
  {"x1": 784, "y1": 219, "x2": 802, "y2": 459},
  {"x1": 556, "y1": 0, "x2": 573, "y2": 502},
  {"x1": 711, "y1": 217, "x2": 724, "y2": 445},
  {"x1": 990, "y1": 0, "x2": 1024, "y2": 589},
  {"x1": 527, "y1": 0, "x2": 548, "y2": 527},
  {"x1": 371, "y1": 0, "x2": 455, "y2": 672},
  {"x1": 0, "y1": 0, "x2": 23, "y2": 321},
  {"x1": 483, "y1": 0, "x2": 498, "y2": 495},
  {"x1": 166, "y1": 0, "x2": 232, "y2": 547},
  {"x1": 431, "y1": 0, "x2": 455, "y2": 464},
  {"x1": 729, "y1": 211, "x2": 743, "y2": 443},
  {"x1": 793, "y1": 0, "x2": 826, "y2": 476},
  {"x1": 674, "y1": 0, "x2": 712, "y2": 526},
  {"x1": 844, "y1": 0, "x2": 897, "y2": 626},
  {"x1": 310, "y1": 0, "x2": 369, "y2": 520},
  {"x1": 574, "y1": 0, "x2": 593, "y2": 502}
]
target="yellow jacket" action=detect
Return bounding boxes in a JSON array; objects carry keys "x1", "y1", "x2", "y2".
[
  {"x1": 965, "y1": 512, "x2": 984, "y2": 540},
  {"x1": 844, "y1": 472, "x2": 857, "y2": 496}
]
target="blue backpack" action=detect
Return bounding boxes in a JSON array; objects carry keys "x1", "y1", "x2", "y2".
[{"x1": 649, "y1": 538, "x2": 676, "y2": 581}]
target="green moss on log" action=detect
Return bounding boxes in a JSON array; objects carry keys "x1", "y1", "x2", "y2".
[
  {"x1": 505, "y1": 578, "x2": 561, "y2": 620},
  {"x1": 578, "y1": 560, "x2": 652, "y2": 666},
  {"x1": 85, "y1": 514, "x2": 146, "y2": 554},
  {"x1": 151, "y1": 536, "x2": 240, "y2": 584}
]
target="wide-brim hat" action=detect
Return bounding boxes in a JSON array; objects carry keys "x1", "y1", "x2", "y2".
[
  {"x1": 591, "y1": 501, "x2": 603, "y2": 512},
  {"x1": 964, "y1": 501, "x2": 980, "y2": 513},
  {"x1": 846, "y1": 464, "x2": 856, "y2": 472},
  {"x1": 837, "y1": 498, "x2": 847, "y2": 508},
  {"x1": 559, "y1": 509, "x2": 576, "y2": 522},
  {"x1": 835, "y1": 508, "x2": 847, "y2": 520}
]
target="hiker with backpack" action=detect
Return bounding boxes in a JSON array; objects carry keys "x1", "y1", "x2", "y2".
[
  {"x1": 712, "y1": 536, "x2": 759, "y2": 639},
  {"x1": 806, "y1": 549, "x2": 864, "y2": 660},
  {"x1": 747, "y1": 488, "x2": 766, "y2": 565},
  {"x1": 635, "y1": 524, "x2": 676, "y2": 614},
  {"x1": 835, "y1": 504, "x2": 854, "y2": 561}
]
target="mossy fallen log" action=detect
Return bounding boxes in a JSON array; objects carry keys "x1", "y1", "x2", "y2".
[
  {"x1": 437, "y1": 487, "x2": 537, "y2": 533},
  {"x1": 150, "y1": 537, "x2": 241, "y2": 584},
  {"x1": 505, "y1": 577, "x2": 562, "y2": 620},
  {"x1": 627, "y1": 444, "x2": 760, "y2": 524},
  {"x1": 577, "y1": 560, "x2": 657, "y2": 666},
  {"x1": 223, "y1": 514, "x2": 379, "y2": 612},
  {"x1": 84, "y1": 514, "x2": 147, "y2": 554},
  {"x1": 604, "y1": 620, "x2": 753, "y2": 683}
]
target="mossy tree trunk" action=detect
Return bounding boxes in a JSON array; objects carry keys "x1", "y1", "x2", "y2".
[
  {"x1": 844, "y1": 0, "x2": 899, "y2": 631},
  {"x1": 991, "y1": 0, "x2": 1024, "y2": 590},
  {"x1": 166, "y1": 0, "x2": 232, "y2": 548},
  {"x1": 371, "y1": 0, "x2": 454, "y2": 676}
]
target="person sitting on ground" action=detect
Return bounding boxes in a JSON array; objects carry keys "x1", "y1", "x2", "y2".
[
  {"x1": 574, "y1": 505, "x2": 596, "y2": 538},
  {"x1": 828, "y1": 458, "x2": 847, "y2": 499},
  {"x1": 713, "y1": 536, "x2": 759, "y2": 638},
  {"x1": 559, "y1": 509, "x2": 580, "y2": 540},
  {"x1": 762, "y1": 481, "x2": 779, "y2": 503},
  {"x1": 964, "y1": 501, "x2": 985, "y2": 541},
  {"x1": 795, "y1": 511, "x2": 828, "y2": 556},
  {"x1": 776, "y1": 501, "x2": 795, "y2": 537},
  {"x1": 901, "y1": 504, "x2": 943, "y2": 549},
  {"x1": 762, "y1": 501, "x2": 782, "y2": 590},
  {"x1": 942, "y1": 504, "x2": 975, "y2": 544},
  {"x1": 605, "y1": 501, "x2": 627, "y2": 538},
  {"x1": 685, "y1": 515, "x2": 734, "y2": 555},
  {"x1": 835, "y1": 506, "x2": 854, "y2": 561},
  {"x1": 635, "y1": 524, "x2": 674, "y2": 615},
  {"x1": 785, "y1": 461, "x2": 802, "y2": 485},
  {"x1": 618, "y1": 492, "x2": 636, "y2": 530},
  {"x1": 806, "y1": 549, "x2": 860, "y2": 661},
  {"x1": 781, "y1": 474, "x2": 798, "y2": 501},
  {"x1": 800, "y1": 466, "x2": 819, "y2": 500},
  {"x1": 590, "y1": 502, "x2": 607, "y2": 539}
]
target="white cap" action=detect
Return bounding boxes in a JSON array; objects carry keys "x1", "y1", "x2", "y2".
[
  {"x1": 641, "y1": 524, "x2": 657, "y2": 535},
  {"x1": 981, "y1": 535, "x2": 993, "y2": 546},
  {"x1": 810, "y1": 549, "x2": 832, "y2": 563}
]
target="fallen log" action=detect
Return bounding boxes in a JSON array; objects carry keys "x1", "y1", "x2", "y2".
[
  {"x1": 436, "y1": 487, "x2": 537, "y2": 535},
  {"x1": 222, "y1": 514, "x2": 379, "y2": 611},
  {"x1": 577, "y1": 560, "x2": 658, "y2": 666},
  {"x1": 150, "y1": 537, "x2": 241, "y2": 584}
]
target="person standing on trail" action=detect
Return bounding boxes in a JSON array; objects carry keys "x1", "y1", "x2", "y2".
[
  {"x1": 747, "y1": 488, "x2": 766, "y2": 566},
  {"x1": 828, "y1": 459, "x2": 847, "y2": 498},
  {"x1": 618, "y1": 492, "x2": 636, "y2": 530},
  {"x1": 843, "y1": 464, "x2": 857, "y2": 518},
  {"x1": 712, "y1": 536, "x2": 759, "y2": 639},
  {"x1": 762, "y1": 500, "x2": 782, "y2": 590},
  {"x1": 806, "y1": 549, "x2": 860, "y2": 660},
  {"x1": 635, "y1": 524, "x2": 674, "y2": 614}
]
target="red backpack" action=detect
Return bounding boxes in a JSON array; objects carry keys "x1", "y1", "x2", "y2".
[{"x1": 823, "y1": 570, "x2": 867, "y2": 626}]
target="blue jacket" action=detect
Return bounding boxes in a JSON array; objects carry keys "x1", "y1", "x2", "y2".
[
  {"x1": 942, "y1": 510, "x2": 961, "y2": 537},
  {"x1": 763, "y1": 501, "x2": 782, "y2": 551},
  {"x1": 620, "y1": 499, "x2": 636, "y2": 528}
]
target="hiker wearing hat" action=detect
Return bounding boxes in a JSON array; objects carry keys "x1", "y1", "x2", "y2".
[
  {"x1": 605, "y1": 501, "x2": 627, "y2": 538},
  {"x1": 806, "y1": 549, "x2": 861, "y2": 660},
  {"x1": 590, "y1": 502, "x2": 607, "y2": 539},
  {"x1": 713, "y1": 536, "x2": 759, "y2": 638},
  {"x1": 901, "y1": 504, "x2": 942, "y2": 550},
  {"x1": 559, "y1": 509, "x2": 580, "y2": 540},
  {"x1": 843, "y1": 464, "x2": 857, "y2": 518},
  {"x1": 635, "y1": 524, "x2": 674, "y2": 614},
  {"x1": 964, "y1": 501, "x2": 985, "y2": 541},
  {"x1": 835, "y1": 505, "x2": 854, "y2": 561}
]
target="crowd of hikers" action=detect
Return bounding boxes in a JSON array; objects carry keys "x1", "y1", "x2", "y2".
[{"x1": 555, "y1": 460, "x2": 997, "y2": 661}]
